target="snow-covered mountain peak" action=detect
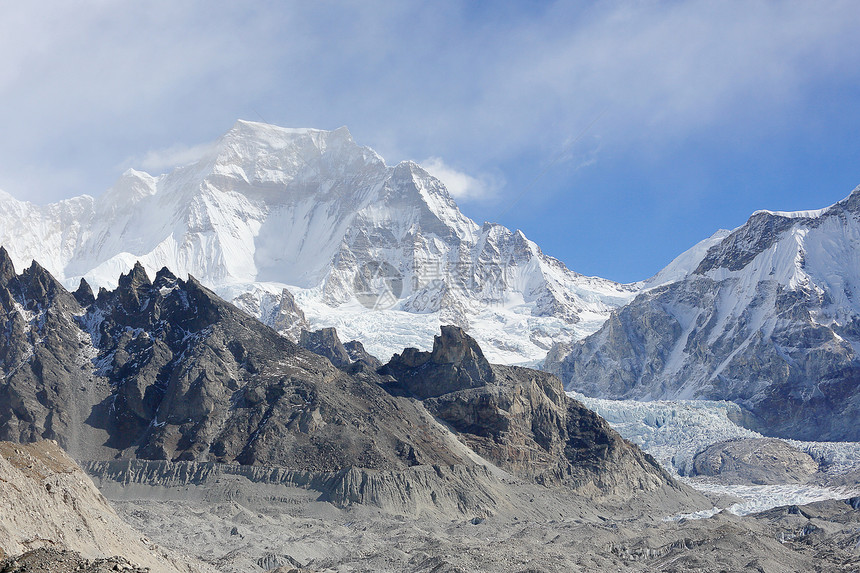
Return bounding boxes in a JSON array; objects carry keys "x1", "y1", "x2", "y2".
[
  {"x1": 218, "y1": 120, "x2": 357, "y2": 157},
  {"x1": 98, "y1": 169, "x2": 158, "y2": 213},
  {"x1": 694, "y1": 186, "x2": 860, "y2": 286},
  {"x1": 637, "y1": 229, "x2": 732, "y2": 290},
  {"x1": 750, "y1": 184, "x2": 860, "y2": 221},
  {"x1": 207, "y1": 120, "x2": 385, "y2": 190},
  {"x1": 0, "y1": 120, "x2": 640, "y2": 364},
  {"x1": 547, "y1": 183, "x2": 860, "y2": 441},
  {"x1": 379, "y1": 161, "x2": 479, "y2": 242}
]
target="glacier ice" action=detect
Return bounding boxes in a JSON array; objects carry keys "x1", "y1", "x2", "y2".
[{"x1": 570, "y1": 392, "x2": 860, "y2": 517}]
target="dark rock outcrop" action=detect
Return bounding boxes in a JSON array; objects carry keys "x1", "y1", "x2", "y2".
[
  {"x1": 299, "y1": 327, "x2": 351, "y2": 369},
  {"x1": 0, "y1": 257, "x2": 467, "y2": 470},
  {"x1": 381, "y1": 325, "x2": 495, "y2": 399},
  {"x1": 343, "y1": 340, "x2": 381, "y2": 370},
  {"x1": 0, "y1": 249, "x2": 99, "y2": 455},
  {"x1": 73, "y1": 278, "x2": 95, "y2": 307},
  {"x1": 298, "y1": 328, "x2": 383, "y2": 373},
  {"x1": 382, "y1": 326, "x2": 677, "y2": 495}
]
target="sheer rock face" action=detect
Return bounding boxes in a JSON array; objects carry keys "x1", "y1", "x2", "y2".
[
  {"x1": 299, "y1": 327, "x2": 351, "y2": 369},
  {"x1": 382, "y1": 326, "x2": 676, "y2": 495},
  {"x1": 0, "y1": 254, "x2": 466, "y2": 470},
  {"x1": 0, "y1": 248, "x2": 101, "y2": 456},
  {"x1": 343, "y1": 340, "x2": 382, "y2": 370},
  {"x1": 298, "y1": 327, "x2": 383, "y2": 374},
  {"x1": 546, "y1": 186, "x2": 860, "y2": 441}
]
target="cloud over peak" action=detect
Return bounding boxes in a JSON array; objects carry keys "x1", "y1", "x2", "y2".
[{"x1": 419, "y1": 157, "x2": 501, "y2": 202}]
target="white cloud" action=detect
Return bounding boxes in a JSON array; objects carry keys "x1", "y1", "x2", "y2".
[
  {"x1": 123, "y1": 142, "x2": 217, "y2": 174},
  {"x1": 1, "y1": 1, "x2": 859, "y2": 204},
  {"x1": 419, "y1": 158, "x2": 501, "y2": 202}
]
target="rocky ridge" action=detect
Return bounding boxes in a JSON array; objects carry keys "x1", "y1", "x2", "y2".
[
  {"x1": 0, "y1": 249, "x2": 471, "y2": 470},
  {"x1": 0, "y1": 251, "x2": 692, "y2": 513},
  {"x1": 382, "y1": 326, "x2": 678, "y2": 497}
]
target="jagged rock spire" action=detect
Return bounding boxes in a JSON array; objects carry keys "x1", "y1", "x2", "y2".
[
  {"x1": 0, "y1": 246, "x2": 16, "y2": 284},
  {"x1": 116, "y1": 262, "x2": 152, "y2": 309},
  {"x1": 73, "y1": 278, "x2": 95, "y2": 306},
  {"x1": 153, "y1": 267, "x2": 177, "y2": 287},
  {"x1": 381, "y1": 325, "x2": 495, "y2": 399}
]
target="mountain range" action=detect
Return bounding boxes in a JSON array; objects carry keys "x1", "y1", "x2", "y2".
[
  {"x1": 1, "y1": 120, "x2": 858, "y2": 442},
  {"x1": 0, "y1": 245, "x2": 685, "y2": 508},
  {"x1": 0, "y1": 120, "x2": 635, "y2": 365}
]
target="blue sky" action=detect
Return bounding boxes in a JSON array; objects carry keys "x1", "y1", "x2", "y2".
[{"x1": 1, "y1": 1, "x2": 859, "y2": 283}]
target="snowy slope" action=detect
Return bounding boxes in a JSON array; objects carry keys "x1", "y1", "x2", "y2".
[
  {"x1": 0, "y1": 120, "x2": 636, "y2": 363},
  {"x1": 548, "y1": 187, "x2": 860, "y2": 441},
  {"x1": 636, "y1": 229, "x2": 731, "y2": 290}
]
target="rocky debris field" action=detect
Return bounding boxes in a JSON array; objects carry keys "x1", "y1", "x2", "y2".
[
  {"x1": 690, "y1": 438, "x2": 821, "y2": 485},
  {"x1": 0, "y1": 548, "x2": 150, "y2": 573},
  {"x1": 107, "y1": 485, "x2": 860, "y2": 573}
]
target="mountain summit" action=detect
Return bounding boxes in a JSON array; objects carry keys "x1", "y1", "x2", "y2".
[
  {"x1": 0, "y1": 120, "x2": 635, "y2": 363},
  {"x1": 546, "y1": 185, "x2": 860, "y2": 441}
]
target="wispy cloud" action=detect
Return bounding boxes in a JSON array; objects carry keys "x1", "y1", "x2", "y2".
[
  {"x1": 0, "y1": 1, "x2": 859, "y2": 206},
  {"x1": 121, "y1": 142, "x2": 217, "y2": 174},
  {"x1": 419, "y1": 158, "x2": 501, "y2": 202}
]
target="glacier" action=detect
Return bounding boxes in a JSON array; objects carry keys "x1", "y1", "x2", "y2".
[{"x1": 570, "y1": 392, "x2": 860, "y2": 517}]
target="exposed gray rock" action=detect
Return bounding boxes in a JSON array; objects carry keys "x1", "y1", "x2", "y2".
[
  {"x1": 73, "y1": 278, "x2": 95, "y2": 307},
  {"x1": 269, "y1": 288, "x2": 308, "y2": 342},
  {"x1": 84, "y1": 458, "x2": 509, "y2": 518},
  {"x1": 233, "y1": 288, "x2": 309, "y2": 344},
  {"x1": 383, "y1": 326, "x2": 680, "y2": 497},
  {"x1": 0, "y1": 248, "x2": 108, "y2": 458},
  {"x1": 298, "y1": 327, "x2": 351, "y2": 369},
  {"x1": 690, "y1": 438, "x2": 820, "y2": 485},
  {"x1": 257, "y1": 553, "x2": 302, "y2": 570},
  {"x1": 342, "y1": 340, "x2": 381, "y2": 370},
  {"x1": 380, "y1": 325, "x2": 495, "y2": 399}
]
